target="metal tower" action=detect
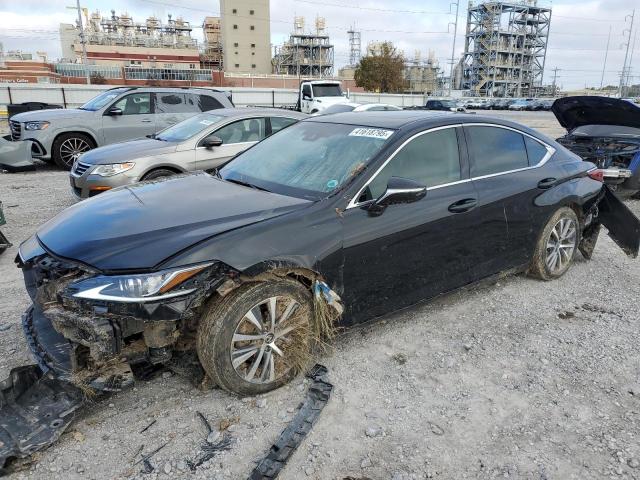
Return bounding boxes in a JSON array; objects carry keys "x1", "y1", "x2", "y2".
[
  {"x1": 463, "y1": 1, "x2": 552, "y2": 97},
  {"x1": 347, "y1": 26, "x2": 361, "y2": 67}
]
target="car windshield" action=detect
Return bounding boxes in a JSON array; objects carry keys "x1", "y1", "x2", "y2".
[
  {"x1": 220, "y1": 121, "x2": 394, "y2": 200},
  {"x1": 322, "y1": 104, "x2": 356, "y2": 114},
  {"x1": 312, "y1": 84, "x2": 343, "y2": 97},
  {"x1": 79, "y1": 88, "x2": 129, "y2": 111},
  {"x1": 156, "y1": 114, "x2": 224, "y2": 142}
]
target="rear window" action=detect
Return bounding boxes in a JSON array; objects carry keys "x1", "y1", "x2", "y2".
[
  {"x1": 524, "y1": 136, "x2": 548, "y2": 166},
  {"x1": 467, "y1": 126, "x2": 529, "y2": 177},
  {"x1": 157, "y1": 93, "x2": 197, "y2": 113},
  {"x1": 195, "y1": 94, "x2": 225, "y2": 112}
]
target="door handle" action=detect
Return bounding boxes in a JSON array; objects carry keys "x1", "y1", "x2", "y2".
[
  {"x1": 141, "y1": 119, "x2": 153, "y2": 123},
  {"x1": 448, "y1": 198, "x2": 478, "y2": 213},
  {"x1": 537, "y1": 177, "x2": 557, "y2": 189}
]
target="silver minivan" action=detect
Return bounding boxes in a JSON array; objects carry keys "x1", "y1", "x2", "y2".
[
  {"x1": 9, "y1": 87, "x2": 234, "y2": 169},
  {"x1": 70, "y1": 108, "x2": 306, "y2": 199}
]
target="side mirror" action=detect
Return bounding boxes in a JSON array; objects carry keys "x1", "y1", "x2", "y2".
[
  {"x1": 106, "y1": 107, "x2": 123, "y2": 116},
  {"x1": 303, "y1": 94, "x2": 312, "y2": 101},
  {"x1": 202, "y1": 135, "x2": 223, "y2": 149},
  {"x1": 367, "y1": 177, "x2": 426, "y2": 216}
]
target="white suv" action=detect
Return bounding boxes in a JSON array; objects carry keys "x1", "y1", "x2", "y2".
[{"x1": 9, "y1": 87, "x2": 233, "y2": 169}]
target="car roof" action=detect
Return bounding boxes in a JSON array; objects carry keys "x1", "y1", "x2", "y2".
[
  {"x1": 106, "y1": 86, "x2": 227, "y2": 94},
  {"x1": 305, "y1": 110, "x2": 463, "y2": 129},
  {"x1": 303, "y1": 110, "x2": 546, "y2": 137},
  {"x1": 203, "y1": 107, "x2": 307, "y2": 119}
]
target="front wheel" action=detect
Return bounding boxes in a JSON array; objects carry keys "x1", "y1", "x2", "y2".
[
  {"x1": 141, "y1": 168, "x2": 177, "y2": 181},
  {"x1": 52, "y1": 133, "x2": 94, "y2": 170},
  {"x1": 529, "y1": 207, "x2": 580, "y2": 281},
  {"x1": 197, "y1": 280, "x2": 313, "y2": 396}
]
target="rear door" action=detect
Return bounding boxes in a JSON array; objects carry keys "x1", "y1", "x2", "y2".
[
  {"x1": 155, "y1": 92, "x2": 200, "y2": 132},
  {"x1": 268, "y1": 116, "x2": 298, "y2": 137},
  {"x1": 195, "y1": 117, "x2": 267, "y2": 171},
  {"x1": 101, "y1": 92, "x2": 155, "y2": 144},
  {"x1": 464, "y1": 124, "x2": 556, "y2": 270},
  {"x1": 341, "y1": 125, "x2": 492, "y2": 321}
]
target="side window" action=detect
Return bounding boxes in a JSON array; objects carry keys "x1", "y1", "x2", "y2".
[
  {"x1": 363, "y1": 128, "x2": 461, "y2": 201},
  {"x1": 196, "y1": 94, "x2": 224, "y2": 112},
  {"x1": 211, "y1": 118, "x2": 266, "y2": 145},
  {"x1": 112, "y1": 93, "x2": 151, "y2": 115},
  {"x1": 156, "y1": 93, "x2": 192, "y2": 113},
  {"x1": 467, "y1": 126, "x2": 529, "y2": 177},
  {"x1": 269, "y1": 117, "x2": 297, "y2": 135},
  {"x1": 524, "y1": 136, "x2": 548, "y2": 166},
  {"x1": 302, "y1": 85, "x2": 312, "y2": 98}
]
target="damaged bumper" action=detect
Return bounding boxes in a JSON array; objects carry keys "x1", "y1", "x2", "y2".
[
  {"x1": 0, "y1": 365, "x2": 84, "y2": 470},
  {"x1": 0, "y1": 136, "x2": 35, "y2": 171}
]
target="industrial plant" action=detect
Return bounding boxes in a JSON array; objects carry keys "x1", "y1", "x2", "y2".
[
  {"x1": 462, "y1": 0, "x2": 552, "y2": 97},
  {"x1": 272, "y1": 17, "x2": 335, "y2": 77}
]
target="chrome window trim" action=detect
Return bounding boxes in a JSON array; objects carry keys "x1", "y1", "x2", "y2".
[{"x1": 346, "y1": 122, "x2": 555, "y2": 210}]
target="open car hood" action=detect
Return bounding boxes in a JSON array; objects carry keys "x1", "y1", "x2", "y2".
[{"x1": 552, "y1": 96, "x2": 640, "y2": 132}]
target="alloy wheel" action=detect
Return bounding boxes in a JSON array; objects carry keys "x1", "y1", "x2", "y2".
[
  {"x1": 230, "y1": 296, "x2": 306, "y2": 384},
  {"x1": 59, "y1": 137, "x2": 91, "y2": 167},
  {"x1": 545, "y1": 217, "x2": 577, "y2": 273}
]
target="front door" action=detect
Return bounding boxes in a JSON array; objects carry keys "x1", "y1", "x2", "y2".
[
  {"x1": 195, "y1": 118, "x2": 266, "y2": 171},
  {"x1": 101, "y1": 92, "x2": 155, "y2": 144},
  {"x1": 341, "y1": 126, "x2": 501, "y2": 322}
]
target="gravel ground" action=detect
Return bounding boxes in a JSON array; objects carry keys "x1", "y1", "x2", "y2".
[{"x1": 1, "y1": 111, "x2": 639, "y2": 480}]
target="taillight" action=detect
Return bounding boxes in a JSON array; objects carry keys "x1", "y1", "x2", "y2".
[{"x1": 588, "y1": 169, "x2": 604, "y2": 182}]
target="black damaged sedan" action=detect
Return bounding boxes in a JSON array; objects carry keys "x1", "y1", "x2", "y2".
[{"x1": 16, "y1": 111, "x2": 640, "y2": 397}]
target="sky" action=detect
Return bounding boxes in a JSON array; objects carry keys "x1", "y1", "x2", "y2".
[{"x1": 0, "y1": 0, "x2": 637, "y2": 90}]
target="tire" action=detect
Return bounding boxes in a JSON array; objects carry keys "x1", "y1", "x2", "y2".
[
  {"x1": 52, "y1": 133, "x2": 95, "y2": 170},
  {"x1": 529, "y1": 207, "x2": 580, "y2": 281},
  {"x1": 197, "y1": 280, "x2": 313, "y2": 396},
  {"x1": 141, "y1": 168, "x2": 177, "y2": 181}
]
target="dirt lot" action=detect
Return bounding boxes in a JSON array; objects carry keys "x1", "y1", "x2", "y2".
[{"x1": 1, "y1": 111, "x2": 639, "y2": 480}]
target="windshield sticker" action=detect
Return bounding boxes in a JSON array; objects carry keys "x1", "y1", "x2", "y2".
[
  {"x1": 326, "y1": 179, "x2": 338, "y2": 190},
  {"x1": 200, "y1": 120, "x2": 215, "y2": 126},
  {"x1": 348, "y1": 128, "x2": 394, "y2": 140}
]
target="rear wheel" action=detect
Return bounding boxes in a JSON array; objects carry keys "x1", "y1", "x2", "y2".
[
  {"x1": 141, "y1": 168, "x2": 177, "y2": 181},
  {"x1": 52, "y1": 133, "x2": 94, "y2": 170},
  {"x1": 529, "y1": 207, "x2": 580, "y2": 281},
  {"x1": 197, "y1": 280, "x2": 313, "y2": 396}
]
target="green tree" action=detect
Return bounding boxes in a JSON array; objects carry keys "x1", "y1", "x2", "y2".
[{"x1": 354, "y1": 42, "x2": 405, "y2": 93}]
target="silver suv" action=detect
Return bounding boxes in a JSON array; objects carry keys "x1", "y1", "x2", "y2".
[{"x1": 9, "y1": 87, "x2": 233, "y2": 169}]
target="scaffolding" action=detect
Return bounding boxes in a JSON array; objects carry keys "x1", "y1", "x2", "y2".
[
  {"x1": 404, "y1": 50, "x2": 440, "y2": 94},
  {"x1": 272, "y1": 17, "x2": 334, "y2": 77},
  {"x1": 201, "y1": 16, "x2": 223, "y2": 70},
  {"x1": 463, "y1": 1, "x2": 551, "y2": 97},
  {"x1": 79, "y1": 10, "x2": 198, "y2": 50},
  {"x1": 347, "y1": 26, "x2": 362, "y2": 67}
]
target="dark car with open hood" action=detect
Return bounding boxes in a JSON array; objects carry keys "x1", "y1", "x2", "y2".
[
  {"x1": 553, "y1": 96, "x2": 640, "y2": 198},
  {"x1": 13, "y1": 111, "x2": 640, "y2": 401}
]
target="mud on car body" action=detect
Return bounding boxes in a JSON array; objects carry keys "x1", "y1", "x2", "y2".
[
  {"x1": 14, "y1": 111, "x2": 640, "y2": 399},
  {"x1": 553, "y1": 96, "x2": 640, "y2": 198}
]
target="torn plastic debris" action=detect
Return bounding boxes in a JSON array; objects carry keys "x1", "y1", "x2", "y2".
[
  {"x1": 248, "y1": 364, "x2": 333, "y2": 479},
  {"x1": 0, "y1": 137, "x2": 35, "y2": 171},
  {"x1": 313, "y1": 280, "x2": 344, "y2": 316},
  {"x1": 0, "y1": 365, "x2": 84, "y2": 472}
]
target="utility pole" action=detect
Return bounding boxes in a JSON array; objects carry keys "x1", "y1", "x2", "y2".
[
  {"x1": 551, "y1": 67, "x2": 560, "y2": 96},
  {"x1": 69, "y1": 1, "x2": 91, "y2": 84},
  {"x1": 600, "y1": 25, "x2": 612, "y2": 91},
  {"x1": 619, "y1": 9, "x2": 635, "y2": 98},
  {"x1": 448, "y1": 1, "x2": 460, "y2": 97}
]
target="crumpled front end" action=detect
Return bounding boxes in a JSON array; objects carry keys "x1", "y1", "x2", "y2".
[{"x1": 17, "y1": 242, "x2": 231, "y2": 392}]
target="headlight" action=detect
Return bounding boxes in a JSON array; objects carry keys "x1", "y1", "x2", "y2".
[
  {"x1": 92, "y1": 162, "x2": 135, "y2": 177},
  {"x1": 24, "y1": 121, "x2": 50, "y2": 131},
  {"x1": 69, "y1": 263, "x2": 212, "y2": 302}
]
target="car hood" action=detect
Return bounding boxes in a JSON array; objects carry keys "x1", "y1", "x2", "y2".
[
  {"x1": 552, "y1": 96, "x2": 640, "y2": 131},
  {"x1": 11, "y1": 108, "x2": 94, "y2": 122},
  {"x1": 36, "y1": 172, "x2": 312, "y2": 271},
  {"x1": 317, "y1": 97, "x2": 351, "y2": 108},
  {"x1": 79, "y1": 138, "x2": 178, "y2": 165}
]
